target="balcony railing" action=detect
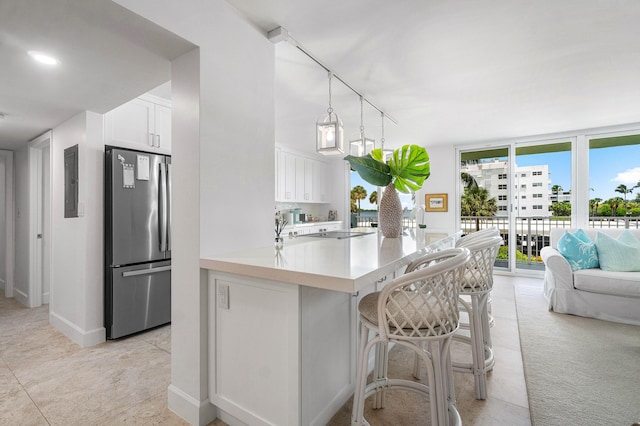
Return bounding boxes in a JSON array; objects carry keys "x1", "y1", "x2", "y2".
[
  {"x1": 352, "y1": 213, "x2": 416, "y2": 229},
  {"x1": 462, "y1": 216, "x2": 640, "y2": 271},
  {"x1": 354, "y1": 213, "x2": 640, "y2": 271}
]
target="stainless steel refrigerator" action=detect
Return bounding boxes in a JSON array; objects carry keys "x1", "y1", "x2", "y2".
[{"x1": 105, "y1": 146, "x2": 171, "y2": 339}]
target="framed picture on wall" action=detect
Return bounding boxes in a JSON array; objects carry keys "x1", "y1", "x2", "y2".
[{"x1": 425, "y1": 193, "x2": 448, "y2": 212}]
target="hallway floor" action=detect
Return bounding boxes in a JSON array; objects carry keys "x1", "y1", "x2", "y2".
[{"x1": 1, "y1": 276, "x2": 536, "y2": 425}]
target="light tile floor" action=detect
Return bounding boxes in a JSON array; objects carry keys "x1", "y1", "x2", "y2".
[{"x1": 0, "y1": 275, "x2": 535, "y2": 425}]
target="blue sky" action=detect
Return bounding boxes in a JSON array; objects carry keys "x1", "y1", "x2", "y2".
[
  {"x1": 517, "y1": 145, "x2": 640, "y2": 201},
  {"x1": 351, "y1": 144, "x2": 640, "y2": 210},
  {"x1": 350, "y1": 172, "x2": 414, "y2": 210}
]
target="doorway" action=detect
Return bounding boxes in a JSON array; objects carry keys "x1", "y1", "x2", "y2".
[
  {"x1": 28, "y1": 131, "x2": 52, "y2": 307},
  {"x1": 458, "y1": 139, "x2": 573, "y2": 273},
  {"x1": 0, "y1": 150, "x2": 15, "y2": 298},
  {"x1": 459, "y1": 146, "x2": 511, "y2": 271}
]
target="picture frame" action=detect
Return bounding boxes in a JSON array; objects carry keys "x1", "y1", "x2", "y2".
[{"x1": 425, "y1": 193, "x2": 448, "y2": 212}]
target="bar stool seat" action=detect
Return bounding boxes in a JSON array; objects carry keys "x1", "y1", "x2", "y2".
[{"x1": 351, "y1": 248, "x2": 471, "y2": 426}]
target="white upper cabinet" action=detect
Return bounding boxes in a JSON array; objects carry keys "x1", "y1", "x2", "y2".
[
  {"x1": 276, "y1": 147, "x2": 330, "y2": 203},
  {"x1": 104, "y1": 95, "x2": 171, "y2": 154}
]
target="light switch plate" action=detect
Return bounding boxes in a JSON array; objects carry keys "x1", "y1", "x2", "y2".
[{"x1": 218, "y1": 284, "x2": 229, "y2": 309}]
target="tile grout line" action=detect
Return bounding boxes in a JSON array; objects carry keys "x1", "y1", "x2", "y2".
[{"x1": 3, "y1": 355, "x2": 52, "y2": 425}]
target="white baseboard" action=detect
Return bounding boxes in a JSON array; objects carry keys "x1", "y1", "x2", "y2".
[
  {"x1": 168, "y1": 384, "x2": 217, "y2": 426},
  {"x1": 13, "y1": 287, "x2": 28, "y2": 307},
  {"x1": 217, "y1": 409, "x2": 249, "y2": 426},
  {"x1": 49, "y1": 311, "x2": 106, "y2": 348}
]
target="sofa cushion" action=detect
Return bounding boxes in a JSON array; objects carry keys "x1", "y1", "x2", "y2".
[
  {"x1": 557, "y1": 229, "x2": 599, "y2": 270},
  {"x1": 573, "y1": 268, "x2": 640, "y2": 297},
  {"x1": 595, "y1": 231, "x2": 640, "y2": 272}
]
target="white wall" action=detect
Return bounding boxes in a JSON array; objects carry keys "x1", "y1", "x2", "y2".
[
  {"x1": 419, "y1": 144, "x2": 458, "y2": 231},
  {"x1": 14, "y1": 147, "x2": 29, "y2": 305},
  {"x1": 49, "y1": 111, "x2": 105, "y2": 347},
  {"x1": 112, "y1": 1, "x2": 275, "y2": 424},
  {"x1": 0, "y1": 157, "x2": 5, "y2": 290}
]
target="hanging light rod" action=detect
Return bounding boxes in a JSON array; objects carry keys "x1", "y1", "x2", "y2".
[{"x1": 267, "y1": 26, "x2": 398, "y2": 125}]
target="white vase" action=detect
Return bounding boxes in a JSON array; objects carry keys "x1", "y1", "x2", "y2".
[{"x1": 379, "y1": 183, "x2": 403, "y2": 238}]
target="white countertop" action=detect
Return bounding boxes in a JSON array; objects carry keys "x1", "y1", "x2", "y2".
[
  {"x1": 200, "y1": 229, "x2": 456, "y2": 293},
  {"x1": 284, "y1": 221, "x2": 342, "y2": 228}
]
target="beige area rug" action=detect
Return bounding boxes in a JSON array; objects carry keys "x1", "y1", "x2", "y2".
[{"x1": 514, "y1": 283, "x2": 640, "y2": 426}]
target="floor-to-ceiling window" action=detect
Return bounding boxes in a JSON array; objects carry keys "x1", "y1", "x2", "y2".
[
  {"x1": 460, "y1": 147, "x2": 510, "y2": 270},
  {"x1": 514, "y1": 141, "x2": 572, "y2": 272},
  {"x1": 458, "y1": 125, "x2": 640, "y2": 275},
  {"x1": 588, "y1": 133, "x2": 640, "y2": 229},
  {"x1": 459, "y1": 140, "x2": 573, "y2": 273}
]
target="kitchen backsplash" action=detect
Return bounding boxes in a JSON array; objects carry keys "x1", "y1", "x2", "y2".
[{"x1": 275, "y1": 202, "x2": 339, "y2": 223}]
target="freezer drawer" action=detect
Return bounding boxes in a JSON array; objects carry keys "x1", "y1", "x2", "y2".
[{"x1": 107, "y1": 261, "x2": 171, "y2": 339}]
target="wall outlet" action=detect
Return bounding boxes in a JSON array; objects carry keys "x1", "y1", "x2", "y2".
[{"x1": 218, "y1": 284, "x2": 229, "y2": 310}]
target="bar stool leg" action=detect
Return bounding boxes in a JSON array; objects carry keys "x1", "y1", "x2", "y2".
[{"x1": 372, "y1": 341, "x2": 388, "y2": 409}]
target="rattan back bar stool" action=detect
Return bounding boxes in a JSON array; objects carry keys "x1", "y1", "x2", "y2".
[
  {"x1": 351, "y1": 248, "x2": 471, "y2": 426},
  {"x1": 452, "y1": 235, "x2": 502, "y2": 400}
]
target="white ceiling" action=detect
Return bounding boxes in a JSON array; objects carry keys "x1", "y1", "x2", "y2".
[
  {"x1": 228, "y1": 0, "x2": 640, "y2": 151},
  {"x1": 2, "y1": 1, "x2": 639, "y2": 153},
  {"x1": 0, "y1": 0, "x2": 195, "y2": 151}
]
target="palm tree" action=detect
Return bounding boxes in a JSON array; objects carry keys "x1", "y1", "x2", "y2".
[
  {"x1": 551, "y1": 184, "x2": 563, "y2": 203},
  {"x1": 461, "y1": 172, "x2": 478, "y2": 191},
  {"x1": 461, "y1": 187, "x2": 497, "y2": 231},
  {"x1": 615, "y1": 184, "x2": 633, "y2": 209},
  {"x1": 351, "y1": 185, "x2": 367, "y2": 213},
  {"x1": 590, "y1": 198, "x2": 602, "y2": 217},
  {"x1": 369, "y1": 191, "x2": 378, "y2": 205},
  {"x1": 606, "y1": 196, "x2": 624, "y2": 216}
]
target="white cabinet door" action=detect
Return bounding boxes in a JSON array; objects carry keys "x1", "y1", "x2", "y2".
[
  {"x1": 295, "y1": 156, "x2": 306, "y2": 201},
  {"x1": 326, "y1": 223, "x2": 342, "y2": 232},
  {"x1": 304, "y1": 159, "x2": 314, "y2": 201},
  {"x1": 282, "y1": 151, "x2": 296, "y2": 201},
  {"x1": 104, "y1": 98, "x2": 154, "y2": 149},
  {"x1": 154, "y1": 103, "x2": 172, "y2": 153},
  {"x1": 104, "y1": 97, "x2": 171, "y2": 154},
  {"x1": 275, "y1": 148, "x2": 330, "y2": 203},
  {"x1": 313, "y1": 160, "x2": 327, "y2": 202}
]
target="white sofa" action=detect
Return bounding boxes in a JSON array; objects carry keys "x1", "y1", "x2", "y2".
[{"x1": 540, "y1": 228, "x2": 640, "y2": 326}]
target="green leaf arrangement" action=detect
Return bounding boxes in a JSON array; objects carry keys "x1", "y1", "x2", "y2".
[{"x1": 344, "y1": 144, "x2": 430, "y2": 194}]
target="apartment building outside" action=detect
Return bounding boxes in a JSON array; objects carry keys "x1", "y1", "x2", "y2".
[{"x1": 462, "y1": 160, "x2": 552, "y2": 217}]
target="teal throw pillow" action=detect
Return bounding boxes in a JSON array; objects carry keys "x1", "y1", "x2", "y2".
[
  {"x1": 557, "y1": 230, "x2": 599, "y2": 270},
  {"x1": 595, "y1": 231, "x2": 640, "y2": 272},
  {"x1": 572, "y1": 228, "x2": 592, "y2": 244}
]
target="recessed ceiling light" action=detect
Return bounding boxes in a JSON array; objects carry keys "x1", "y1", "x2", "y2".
[{"x1": 28, "y1": 51, "x2": 59, "y2": 66}]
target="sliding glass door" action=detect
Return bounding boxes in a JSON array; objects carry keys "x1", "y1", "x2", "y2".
[
  {"x1": 460, "y1": 146, "x2": 510, "y2": 271},
  {"x1": 514, "y1": 141, "x2": 572, "y2": 272},
  {"x1": 459, "y1": 140, "x2": 573, "y2": 273}
]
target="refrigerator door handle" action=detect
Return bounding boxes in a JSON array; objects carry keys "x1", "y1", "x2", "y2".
[
  {"x1": 122, "y1": 265, "x2": 172, "y2": 278},
  {"x1": 159, "y1": 163, "x2": 168, "y2": 252},
  {"x1": 166, "y1": 163, "x2": 172, "y2": 252}
]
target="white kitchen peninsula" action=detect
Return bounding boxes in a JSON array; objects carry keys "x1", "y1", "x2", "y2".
[{"x1": 200, "y1": 229, "x2": 455, "y2": 426}]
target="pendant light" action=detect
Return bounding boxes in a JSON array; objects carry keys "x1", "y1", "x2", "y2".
[
  {"x1": 349, "y1": 96, "x2": 375, "y2": 156},
  {"x1": 316, "y1": 72, "x2": 344, "y2": 155}
]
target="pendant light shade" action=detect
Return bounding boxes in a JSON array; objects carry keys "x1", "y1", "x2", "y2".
[
  {"x1": 349, "y1": 137, "x2": 375, "y2": 157},
  {"x1": 316, "y1": 72, "x2": 344, "y2": 155},
  {"x1": 349, "y1": 96, "x2": 375, "y2": 156}
]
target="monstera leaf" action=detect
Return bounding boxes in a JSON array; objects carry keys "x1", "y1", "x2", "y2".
[
  {"x1": 343, "y1": 154, "x2": 392, "y2": 187},
  {"x1": 388, "y1": 145, "x2": 430, "y2": 193},
  {"x1": 344, "y1": 144, "x2": 430, "y2": 194}
]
